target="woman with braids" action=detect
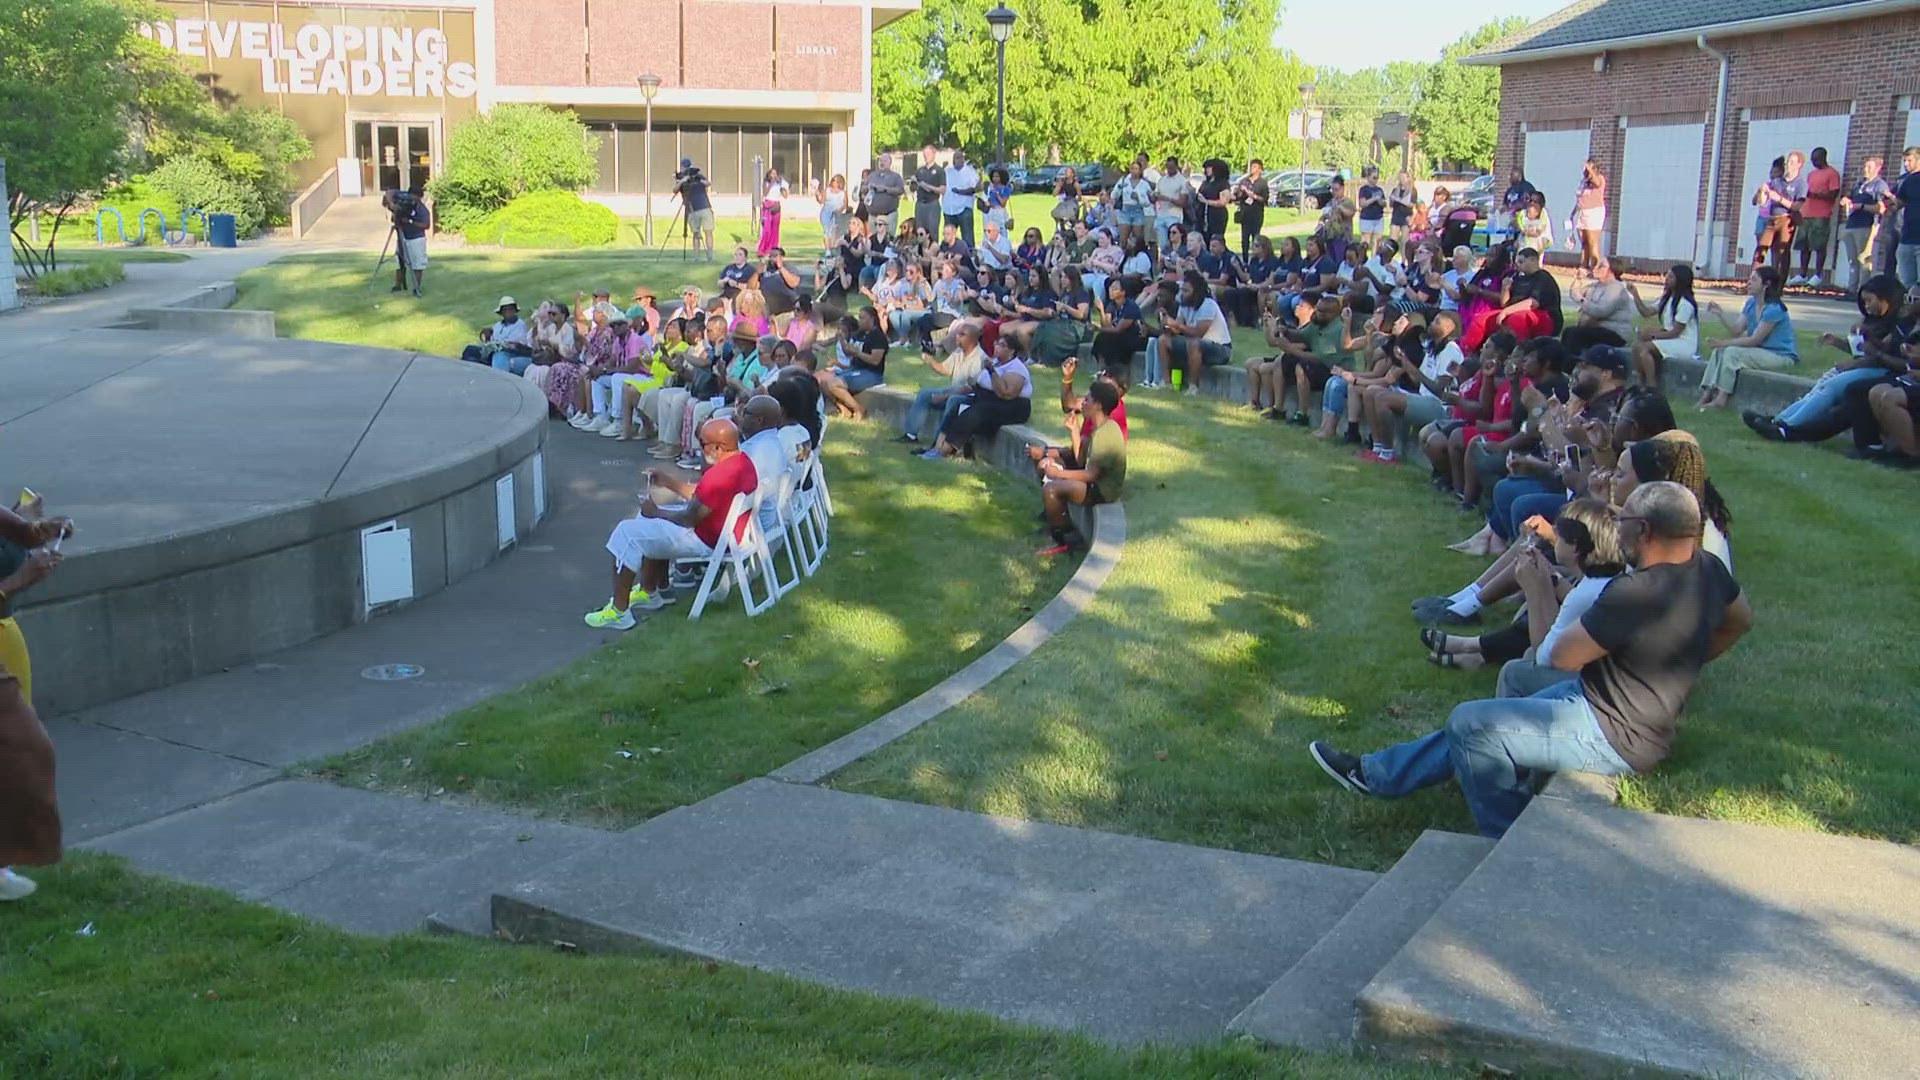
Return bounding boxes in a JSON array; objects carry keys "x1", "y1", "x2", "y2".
[
  {"x1": 0, "y1": 497, "x2": 70, "y2": 900},
  {"x1": 1613, "y1": 430, "x2": 1733, "y2": 570}
]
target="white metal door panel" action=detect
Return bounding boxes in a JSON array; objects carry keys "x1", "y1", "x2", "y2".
[
  {"x1": 1736, "y1": 114, "x2": 1851, "y2": 263},
  {"x1": 1523, "y1": 128, "x2": 1593, "y2": 238},
  {"x1": 1617, "y1": 122, "x2": 1705, "y2": 262}
]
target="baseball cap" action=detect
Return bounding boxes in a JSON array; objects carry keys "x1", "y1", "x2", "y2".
[
  {"x1": 1580, "y1": 344, "x2": 1631, "y2": 375},
  {"x1": 680, "y1": 157, "x2": 693, "y2": 170},
  {"x1": 495, "y1": 295, "x2": 517, "y2": 311}
]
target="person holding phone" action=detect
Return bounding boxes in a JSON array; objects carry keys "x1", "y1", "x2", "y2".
[{"x1": 0, "y1": 497, "x2": 71, "y2": 900}]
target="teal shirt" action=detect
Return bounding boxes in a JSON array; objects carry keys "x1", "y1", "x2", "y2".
[
  {"x1": 729, "y1": 350, "x2": 768, "y2": 386},
  {"x1": 1742, "y1": 297, "x2": 1796, "y2": 359}
]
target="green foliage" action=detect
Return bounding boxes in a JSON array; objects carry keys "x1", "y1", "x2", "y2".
[
  {"x1": 147, "y1": 156, "x2": 267, "y2": 237},
  {"x1": 430, "y1": 105, "x2": 598, "y2": 230},
  {"x1": 1411, "y1": 18, "x2": 1530, "y2": 170},
  {"x1": 29, "y1": 258, "x2": 125, "y2": 296},
  {"x1": 874, "y1": 0, "x2": 1314, "y2": 168},
  {"x1": 141, "y1": 107, "x2": 312, "y2": 238},
  {"x1": 1306, "y1": 63, "x2": 1426, "y2": 176},
  {"x1": 462, "y1": 190, "x2": 618, "y2": 249},
  {"x1": 0, "y1": 0, "x2": 146, "y2": 207}
]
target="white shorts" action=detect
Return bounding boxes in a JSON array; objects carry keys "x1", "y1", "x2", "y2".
[
  {"x1": 1653, "y1": 337, "x2": 1697, "y2": 361},
  {"x1": 400, "y1": 236, "x2": 428, "y2": 269},
  {"x1": 607, "y1": 514, "x2": 711, "y2": 571},
  {"x1": 1358, "y1": 218, "x2": 1384, "y2": 235},
  {"x1": 1572, "y1": 206, "x2": 1605, "y2": 233}
]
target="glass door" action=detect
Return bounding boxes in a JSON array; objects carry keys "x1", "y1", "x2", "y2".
[
  {"x1": 375, "y1": 125, "x2": 403, "y2": 192},
  {"x1": 406, "y1": 125, "x2": 433, "y2": 192}
]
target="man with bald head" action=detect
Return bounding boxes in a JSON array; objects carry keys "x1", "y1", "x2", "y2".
[
  {"x1": 737, "y1": 394, "x2": 795, "y2": 540},
  {"x1": 588, "y1": 417, "x2": 760, "y2": 629}
]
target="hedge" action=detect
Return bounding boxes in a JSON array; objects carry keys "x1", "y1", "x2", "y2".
[{"x1": 462, "y1": 190, "x2": 618, "y2": 249}]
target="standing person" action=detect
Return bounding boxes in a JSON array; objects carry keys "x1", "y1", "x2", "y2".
[
  {"x1": 1751, "y1": 156, "x2": 1796, "y2": 270},
  {"x1": 1112, "y1": 159, "x2": 1152, "y2": 250},
  {"x1": 1499, "y1": 167, "x2": 1537, "y2": 244},
  {"x1": 866, "y1": 153, "x2": 907, "y2": 237},
  {"x1": 1320, "y1": 177, "x2": 1358, "y2": 262},
  {"x1": 0, "y1": 504, "x2": 70, "y2": 899},
  {"x1": 1838, "y1": 156, "x2": 1893, "y2": 288},
  {"x1": 1197, "y1": 158, "x2": 1232, "y2": 245},
  {"x1": 1389, "y1": 171, "x2": 1418, "y2": 247},
  {"x1": 674, "y1": 158, "x2": 716, "y2": 261},
  {"x1": 1894, "y1": 146, "x2": 1920, "y2": 288},
  {"x1": 984, "y1": 165, "x2": 1016, "y2": 234},
  {"x1": 1051, "y1": 166, "x2": 1083, "y2": 236},
  {"x1": 814, "y1": 174, "x2": 849, "y2": 252},
  {"x1": 1698, "y1": 267, "x2": 1797, "y2": 409},
  {"x1": 912, "y1": 145, "x2": 945, "y2": 240},
  {"x1": 1233, "y1": 159, "x2": 1269, "y2": 258},
  {"x1": 1570, "y1": 159, "x2": 1607, "y2": 274},
  {"x1": 940, "y1": 149, "x2": 980, "y2": 248},
  {"x1": 384, "y1": 185, "x2": 431, "y2": 296},
  {"x1": 1355, "y1": 166, "x2": 1388, "y2": 248},
  {"x1": 1311, "y1": 481, "x2": 1751, "y2": 839},
  {"x1": 1151, "y1": 156, "x2": 1189, "y2": 254},
  {"x1": 756, "y1": 168, "x2": 788, "y2": 257},
  {"x1": 1792, "y1": 147, "x2": 1843, "y2": 287}
]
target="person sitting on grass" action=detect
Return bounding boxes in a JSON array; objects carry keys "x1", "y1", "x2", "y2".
[
  {"x1": 1423, "y1": 499, "x2": 1625, "y2": 700},
  {"x1": 1359, "y1": 311, "x2": 1462, "y2": 463},
  {"x1": 920, "y1": 335, "x2": 1034, "y2": 461},
  {"x1": 818, "y1": 309, "x2": 888, "y2": 420},
  {"x1": 1419, "y1": 332, "x2": 1515, "y2": 502},
  {"x1": 586, "y1": 418, "x2": 761, "y2": 630},
  {"x1": 1038, "y1": 378, "x2": 1127, "y2": 557},
  {"x1": 898, "y1": 322, "x2": 987, "y2": 445},
  {"x1": 1744, "y1": 273, "x2": 1910, "y2": 443},
  {"x1": 1860, "y1": 362, "x2": 1920, "y2": 468},
  {"x1": 462, "y1": 296, "x2": 536, "y2": 372},
  {"x1": 1312, "y1": 480, "x2": 1751, "y2": 838}
]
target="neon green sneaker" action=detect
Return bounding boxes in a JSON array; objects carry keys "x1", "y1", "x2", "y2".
[{"x1": 584, "y1": 602, "x2": 636, "y2": 630}]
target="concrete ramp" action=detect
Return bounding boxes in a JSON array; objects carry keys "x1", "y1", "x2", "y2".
[{"x1": 492, "y1": 778, "x2": 1378, "y2": 1045}]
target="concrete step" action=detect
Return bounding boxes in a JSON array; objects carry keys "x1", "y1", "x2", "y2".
[
  {"x1": 1228, "y1": 829, "x2": 1495, "y2": 1051},
  {"x1": 1355, "y1": 797, "x2": 1920, "y2": 1078},
  {"x1": 491, "y1": 777, "x2": 1378, "y2": 1045},
  {"x1": 83, "y1": 780, "x2": 610, "y2": 937}
]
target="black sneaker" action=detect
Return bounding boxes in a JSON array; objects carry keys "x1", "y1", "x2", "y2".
[
  {"x1": 1289, "y1": 413, "x2": 1311, "y2": 427},
  {"x1": 1262, "y1": 407, "x2": 1284, "y2": 420},
  {"x1": 1310, "y1": 741, "x2": 1371, "y2": 795},
  {"x1": 1742, "y1": 410, "x2": 1787, "y2": 441},
  {"x1": 893, "y1": 433, "x2": 919, "y2": 443},
  {"x1": 1846, "y1": 444, "x2": 1888, "y2": 460},
  {"x1": 1342, "y1": 427, "x2": 1363, "y2": 445}
]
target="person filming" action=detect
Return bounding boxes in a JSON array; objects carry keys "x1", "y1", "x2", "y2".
[
  {"x1": 383, "y1": 185, "x2": 431, "y2": 296},
  {"x1": 674, "y1": 158, "x2": 716, "y2": 260}
]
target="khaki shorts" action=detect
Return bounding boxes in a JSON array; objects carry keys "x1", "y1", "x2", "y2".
[
  {"x1": 688, "y1": 207, "x2": 717, "y2": 234},
  {"x1": 1796, "y1": 216, "x2": 1832, "y2": 252}
]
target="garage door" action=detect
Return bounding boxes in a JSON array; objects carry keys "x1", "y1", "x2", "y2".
[
  {"x1": 1615, "y1": 122, "x2": 1705, "y2": 263},
  {"x1": 1736, "y1": 114, "x2": 1851, "y2": 263},
  {"x1": 1523, "y1": 127, "x2": 1593, "y2": 248},
  {"x1": 1906, "y1": 108, "x2": 1920, "y2": 150}
]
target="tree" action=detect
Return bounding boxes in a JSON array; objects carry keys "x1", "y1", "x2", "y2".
[
  {"x1": 1, "y1": 0, "x2": 190, "y2": 274},
  {"x1": 428, "y1": 105, "x2": 598, "y2": 230},
  {"x1": 1411, "y1": 18, "x2": 1529, "y2": 171},
  {"x1": 1305, "y1": 64, "x2": 1424, "y2": 176},
  {"x1": 871, "y1": 16, "x2": 939, "y2": 154}
]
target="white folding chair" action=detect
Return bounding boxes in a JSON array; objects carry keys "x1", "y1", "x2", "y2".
[
  {"x1": 807, "y1": 449, "x2": 835, "y2": 521},
  {"x1": 765, "y1": 469, "x2": 806, "y2": 597},
  {"x1": 785, "y1": 454, "x2": 828, "y2": 577},
  {"x1": 683, "y1": 492, "x2": 780, "y2": 620}
]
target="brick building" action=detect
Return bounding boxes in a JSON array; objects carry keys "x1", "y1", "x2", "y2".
[
  {"x1": 1469, "y1": 0, "x2": 1920, "y2": 276},
  {"x1": 141, "y1": 0, "x2": 915, "y2": 222}
]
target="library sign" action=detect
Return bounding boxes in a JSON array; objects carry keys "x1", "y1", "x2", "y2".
[{"x1": 139, "y1": 17, "x2": 478, "y2": 99}]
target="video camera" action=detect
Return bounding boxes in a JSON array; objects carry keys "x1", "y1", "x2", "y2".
[{"x1": 383, "y1": 188, "x2": 423, "y2": 229}]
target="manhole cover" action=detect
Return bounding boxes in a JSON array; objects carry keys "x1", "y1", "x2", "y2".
[{"x1": 361, "y1": 663, "x2": 425, "y2": 681}]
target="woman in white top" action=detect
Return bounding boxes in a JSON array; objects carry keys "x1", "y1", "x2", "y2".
[
  {"x1": 756, "y1": 168, "x2": 789, "y2": 257},
  {"x1": 920, "y1": 336, "x2": 1034, "y2": 460},
  {"x1": 814, "y1": 174, "x2": 849, "y2": 252},
  {"x1": 1627, "y1": 263, "x2": 1700, "y2": 386}
]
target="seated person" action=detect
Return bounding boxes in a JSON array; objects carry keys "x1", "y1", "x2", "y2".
[
  {"x1": 1317, "y1": 320, "x2": 1415, "y2": 443},
  {"x1": 1745, "y1": 273, "x2": 1908, "y2": 442},
  {"x1": 759, "y1": 248, "x2": 806, "y2": 319},
  {"x1": 725, "y1": 333, "x2": 776, "y2": 403},
  {"x1": 1442, "y1": 331, "x2": 1525, "y2": 508},
  {"x1": 898, "y1": 322, "x2": 988, "y2": 445},
  {"x1": 921, "y1": 335, "x2": 1034, "y2": 461},
  {"x1": 1862, "y1": 362, "x2": 1920, "y2": 468},
  {"x1": 574, "y1": 310, "x2": 651, "y2": 433},
  {"x1": 1136, "y1": 279, "x2": 1182, "y2": 389},
  {"x1": 1359, "y1": 310, "x2": 1462, "y2": 463},
  {"x1": 737, "y1": 395, "x2": 798, "y2": 542},
  {"x1": 1089, "y1": 277, "x2": 1145, "y2": 373},
  {"x1": 1283, "y1": 237, "x2": 1342, "y2": 315},
  {"x1": 1146, "y1": 270, "x2": 1234, "y2": 396},
  {"x1": 817, "y1": 309, "x2": 888, "y2": 420},
  {"x1": 1697, "y1": 267, "x2": 1796, "y2": 409},
  {"x1": 610, "y1": 318, "x2": 684, "y2": 440},
  {"x1": 916, "y1": 258, "x2": 974, "y2": 356},
  {"x1": 1312, "y1": 481, "x2": 1751, "y2": 838},
  {"x1": 1562, "y1": 256, "x2": 1636, "y2": 354},
  {"x1": 1461, "y1": 246, "x2": 1559, "y2": 352},
  {"x1": 1196, "y1": 235, "x2": 1253, "y2": 326},
  {"x1": 977, "y1": 219, "x2": 1013, "y2": 271},
  {"x1": 585, "y1": 418, "x2": 761, "y2": 629},
  {"x1": 461, "y1": 297, "x2": 535, "y2": 372},
  {"x1": 1080, "y1": 229, "x2": 1125, "y2": 304},
  {"x1": 718, "y1": 247, "x2": 757, "y2": 301},
  {"x1": 997, "y1": 265, "x2": 1058, "y2": 356},
  {"x1": 936, "y1": 221, "x2": 973, "y2": 270},
  {"x1": 1245, "y1": 294, "x2": 1345, "y2": 421},
  {"x1": 1038, "y1": 378, "x2": 1127, "y2": 556},
  {"x1": 626, "y1": 287, "x2": 662, "y2": 336},
  {"x1": 1627, "y1": 264, "x2": 1701, "y2": 384}
]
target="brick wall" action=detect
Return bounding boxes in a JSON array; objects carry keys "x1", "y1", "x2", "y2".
[
  {"x1": 495, "y1": 0, "x2": 585, "y2": 86},
  {"x1": 1493, "y1": 11, "x2": 1920, "y2": 271},
  {"x1": 587, "y1": 0, "x2": 681, "y2": 87}
]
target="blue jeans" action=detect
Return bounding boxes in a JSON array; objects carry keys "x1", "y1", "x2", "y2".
[
  {"x1": 1510, "y1": 491, "x2": 1569, "y2": 543},
  {"x1": 1322, "y1": 377, "x2": 1348, "y2": 418},
  {"x1": 1776, "y1": 367, "x2": 1887, "y2": 433},
  {"x1": 491, "y1": 352, "x2": 531, "y2": 376},
  {"x1": 1487, "y1": 476, "x2": 1554, "y2": 540},
  {"x1": 1898, "y1": 242, "x2": 1920, "y2": 288},
  {"x1": 1360, "y1": 678, "x2": 1633, "y2": 837},
  {"x1": 905, "y1": 387, "x2": 963, "y2": 437}
]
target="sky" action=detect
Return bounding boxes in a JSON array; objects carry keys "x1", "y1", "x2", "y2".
[{"x1": 1276, "y1": 0, "x2": 1571, "y2": 73}]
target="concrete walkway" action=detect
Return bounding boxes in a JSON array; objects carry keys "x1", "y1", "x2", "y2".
[{"x1": 4, "y1": 244, "x2": 301, "y2": 330}]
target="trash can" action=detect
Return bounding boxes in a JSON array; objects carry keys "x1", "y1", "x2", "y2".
[{"x1": 208, "y1": 212, "x2": 237, "y2": 248}]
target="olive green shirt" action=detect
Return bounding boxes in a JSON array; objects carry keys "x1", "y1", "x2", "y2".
[{"x1": 1088, "y1": 418, "x2": 1126, "y2": 500}]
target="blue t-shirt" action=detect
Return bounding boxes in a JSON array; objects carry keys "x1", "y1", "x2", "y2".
[
  {"x1": 1196, "y1": 251, "x2": 1240, "y2": 282},
  {"x1": 720, "y1": 263, "x2": 755, "y2": 288},
  {"x1": 1743, "y1": 296, "x2": 1796, "y2": 358},
  {"x1": 1846, "y1": 176, "x2": 1891, "y2": 229},
  {"x1": 1898, "y1": 172, "x2": 1920, "y2": 243},
  {"x1": 1109, "y1": 299, "x2": 1142, "y2": 325},
  {"x1": 1060, "y1": 288, "x2": 1093, "y2": 320}
]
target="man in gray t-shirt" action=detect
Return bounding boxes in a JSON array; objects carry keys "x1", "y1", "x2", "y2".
[{"x1": 866, "y1": 153, "x2": 906, "y2": 236}]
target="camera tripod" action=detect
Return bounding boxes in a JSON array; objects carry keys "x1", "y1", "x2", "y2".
[{"x1": 663, "y1": 195, "x2": 690, "y2": 262}]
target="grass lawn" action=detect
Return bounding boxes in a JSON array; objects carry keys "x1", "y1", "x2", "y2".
[
  {"x1": 11, "y1": 246, "x2": 191, "y2": 276},
  {"x1": 0, "y1": 853, "x2": 1451, "y2": 1079}
]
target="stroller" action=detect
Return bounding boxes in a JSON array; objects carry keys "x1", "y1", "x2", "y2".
[{"x1": 1438, "y1": 205, "x2": 1481, "y2": 252}]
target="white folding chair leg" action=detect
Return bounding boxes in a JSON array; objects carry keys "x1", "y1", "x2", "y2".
[
  {"x1": 768, "y1": 477, "x2": 804, "y2": 597},
  {"x1": 809, "y1": 453, "x2": 835, "y2": 520}
]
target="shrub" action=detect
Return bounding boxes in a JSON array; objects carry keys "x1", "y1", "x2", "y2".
[
  {"x1": 430, "y1": 105, "x2": 598, "y2": 230},
  {"x1": 147, "y1": 156, "x2": 268, "y2": 238},
  {"x1": 32, "y1": 259, "x2": 125, "y2": 296},
  {"x1": 462, "y1": 190, "x2": 617, "y2": 249}
]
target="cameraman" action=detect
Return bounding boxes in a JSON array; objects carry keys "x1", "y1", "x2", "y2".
[
  {"x1": 674, "y1": 158, "x2": 715, "y2": 260},
  {"x1": 383, "y1": 184, "x2": 431, "y2": 295}
]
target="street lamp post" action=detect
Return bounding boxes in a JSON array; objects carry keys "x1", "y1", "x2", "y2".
[
  {"x1": 986, "y1": 5, "x2": 1017, "y2": 170},
  {"x1": 637, "y1": 72, "x2": 662, "y2": 246},
  {"x1": 1297, "y1": 82, "x2": 1316, "y2": 217}
]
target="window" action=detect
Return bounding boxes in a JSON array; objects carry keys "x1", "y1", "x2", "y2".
[
  {"x1": 772, "y1": 128, "x2": 801, "y2": 188},
  {"x1": 804, "y1": 128, "x2": 831, "y2": 188},
  {"x1": 586, "y1": 123, "x2": 617, "y2": 193},
  {"x1": 581, "y1": 121, "x2": 833, "y2": 196},
  {"x1": 709, "y1": 126, "x2": 742, "y2": 194}
]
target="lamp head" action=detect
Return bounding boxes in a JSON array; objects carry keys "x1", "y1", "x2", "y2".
[
  {"x1": 985, "y1": 4, "x2": 1017, "y2": 42},
  {"x1": 637, "y1": 72, "x2": 662, "y2": 102}
]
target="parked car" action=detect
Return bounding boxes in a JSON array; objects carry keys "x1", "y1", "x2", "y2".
[
  {"x1": 1024, "y1": 164, "x2": 1066, "y2": 193},
  {"x1": 1457, "y1": 172, "x2": 1497, "y2": 215},
  {"x1": 1074, "y1": 163, "x2": 1108, "y2": 193},
  {"x1": 984, "y1": 161, "x2": 1029, "y2": 189},
  {"x1": 1273, "y1": 172, "x2": 1337, "y2": 210}
]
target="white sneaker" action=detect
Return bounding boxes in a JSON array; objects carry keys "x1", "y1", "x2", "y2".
[
  {"x1": 1183, "y1": 386, "x2": 1199, "y2": 397},
  {"x1": 0, "y1": 868, "x2": 37, "y2": 901},
  {"x1": 1807, "y1": 274, "x2": 1825, "y2": 288},
  {"x1": 599, "y1": 421, "x2": 626, "y2": 437},
  {"x1": 567, "y1": 412, "x2": 596, "y2": 429},
  {"x1": 1786, "y1": 274, "x2": 1808, "y2": 287}
]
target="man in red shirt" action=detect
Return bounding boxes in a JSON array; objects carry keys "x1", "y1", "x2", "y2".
[
  {"x1": 1793, "y1": 146, "x2": 1843, "y2": 288},
  {"x1": 587, "y1": 418, "x2": 759, "y2": 630}
]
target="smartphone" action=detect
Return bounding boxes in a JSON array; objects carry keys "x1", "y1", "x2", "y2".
[{"x1": 1563, "y1": 445, "x2": 1586, "y2": 471}]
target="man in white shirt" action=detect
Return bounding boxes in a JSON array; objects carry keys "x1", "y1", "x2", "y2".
[
  {"x1": 940, "y1": 149, "x2": 981, "y2": 248},
  {"x1": 1360, "y1": 310, "x2": 1461, "y2": 462},
  {"x1": 977, "y1": 218, "x2": 1012, "y2": 271},
  {"x1": 897, "y1": 322, "x2": 987, "y2": 444},
  {"x1": 1152, "y1": 156, "x2": 1189, "y2": 254},
  {"x1": 461, "y1": 296, "x2": 537, "y2": 373},
  {"x1": 737, "y1": 395, "x2": 796, "y2": 539},
  {"x1": 1150, "y1": 270, "x2": 1234, "y2": 396}
]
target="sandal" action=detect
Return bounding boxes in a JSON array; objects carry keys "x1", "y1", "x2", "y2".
[
  {"x1": 1420, "y1": 627, "x2": 1450, "y2": 653},
  {"x1": 1425, "y1": 647, "x2": 1484, "y2": 671}
]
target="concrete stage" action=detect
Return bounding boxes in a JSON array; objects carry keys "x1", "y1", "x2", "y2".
[{"x1": 4, "y1": 326, "x2": 549, "y2": 715}]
